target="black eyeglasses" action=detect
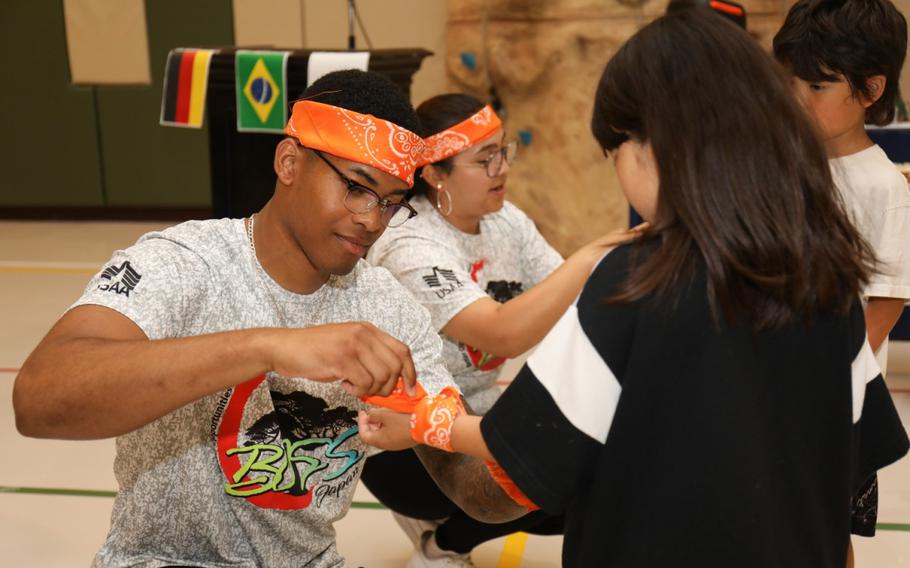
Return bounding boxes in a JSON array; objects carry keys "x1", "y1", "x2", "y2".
[
  {"x1": 311, "y1": 149, "x2": 418, "y2": 228},
  {"x1": 454, "y1": 140, "x2": 518, "y2": 177}
]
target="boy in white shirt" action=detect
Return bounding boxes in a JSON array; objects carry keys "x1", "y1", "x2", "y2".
[
  {"x1": 774, "y1": 0, "x2": 910, "y2": 376},
  {"x1": 774, "y1": 0, "x2": 910, "y2": 561}
]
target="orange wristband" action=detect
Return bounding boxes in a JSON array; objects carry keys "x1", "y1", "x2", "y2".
[
  {"x1": 484, "y1": 460, "x2": 539, "y2": 511},
  {"x1": 409, "y1": 386, "x2": 465, "y2": 452}
]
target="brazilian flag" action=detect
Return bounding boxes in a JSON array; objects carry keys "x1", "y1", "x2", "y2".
[{"x1": 235, "y1": 50, "x2": 290, "y2": 132}]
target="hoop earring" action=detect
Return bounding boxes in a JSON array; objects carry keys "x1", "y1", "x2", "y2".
[{"x1": 435, "y1": 183, "x2": 454, "y2": 216}]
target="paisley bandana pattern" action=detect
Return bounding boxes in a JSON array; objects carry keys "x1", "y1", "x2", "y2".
[
  {"x1": 419, "y1": 105, "x2": 502, "y2": 167},
  {"x1": 285, "y1": 100, "x2": 424, "y2": 186},
  {"x1": 409, "y1": 386, "x2": 465, "y2": 452}
]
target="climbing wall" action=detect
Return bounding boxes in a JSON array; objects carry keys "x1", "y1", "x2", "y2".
[{"x1": 445, "y1": 0, "x2": 790, "y2": 255}]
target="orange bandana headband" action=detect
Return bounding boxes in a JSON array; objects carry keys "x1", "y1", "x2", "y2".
[
  {"x1": 418, "y1": 105, "x2": 502, "y2": 167},
  {"x1": 285, "y1": 100, "x2": 425, "y2": 187}
]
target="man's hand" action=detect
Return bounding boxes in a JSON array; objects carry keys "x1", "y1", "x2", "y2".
[
  {"x1": 358, "y1": 408, "x2": 416, "y2": 451},
  {"x1": 14, "y1": 311, "x2": 416, "y2": 440},
  {"x1": 268, "y1": 322, "x2": 417, "y2": 397}
]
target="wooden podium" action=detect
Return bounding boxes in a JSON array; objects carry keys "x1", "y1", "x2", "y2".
[{"x1": 205, "y1": 48, "x2": 432, "y2": 219}]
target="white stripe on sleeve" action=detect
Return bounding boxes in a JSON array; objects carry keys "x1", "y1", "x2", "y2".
[
  {"x1": 526, "y1": 304, "x2": 622, "y2": 443},
  {"x1": 852, "y1": 336, "x2": 882, "y2": 424}
]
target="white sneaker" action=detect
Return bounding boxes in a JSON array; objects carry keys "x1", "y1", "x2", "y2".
[
  {"x1": 391, "y1": 511, "x2": 443, "y2": 549},
  {"x1": 405, "y1": 530, "x2": 476, "y2": 568}
]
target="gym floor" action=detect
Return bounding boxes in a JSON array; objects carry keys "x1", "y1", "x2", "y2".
[{"x1": 1, "y1": 220, "x2": 907, "y2": 567}]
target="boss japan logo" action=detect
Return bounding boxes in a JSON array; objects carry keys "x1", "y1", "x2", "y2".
[
  {"x1": 422, "y1": 267, "x2": 463, "y2": 299},
  {"x1": 98, "y1": 261, "x2": 142, "y2": 297},
  {"x1": 216, "y1": 376, "x2": 363, "y2": 510}
]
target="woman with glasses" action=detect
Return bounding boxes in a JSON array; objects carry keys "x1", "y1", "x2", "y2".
[{"x1": 361, "y1": 93, "x2": 639, "y2": 567}]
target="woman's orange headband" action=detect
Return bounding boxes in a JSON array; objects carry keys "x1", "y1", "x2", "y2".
[
  {"x1": 284, "y1": 100, "x2": 425, "y2": 187},
  {"x1": 418, "y1": 105, "x2": 502, "y2": 167}
]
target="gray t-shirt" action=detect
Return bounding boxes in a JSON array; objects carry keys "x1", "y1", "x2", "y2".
[
  {"x1": 367, "y1": 196, "x2": 563, "y2": 414},
  {"x1": 72, "y1": 218, "x2": 454, "y2": 568}
]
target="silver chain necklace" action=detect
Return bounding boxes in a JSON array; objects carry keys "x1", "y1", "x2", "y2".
[
  {"x1": 246, "y1": 213, "x2": 342, "y2": 297},
  {"x1": 246, "y1": 213, "x2": 256, "y2": 255},
  {"x1": 246, "y1": 213, "x2": 291, "y2": 329}
]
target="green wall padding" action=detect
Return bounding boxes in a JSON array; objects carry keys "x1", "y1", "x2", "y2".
[
  {"x1": 96, "y1": 0, "x2": 233, "y2": 208},
  {"x1": 0, "y1": 1, "x2": 105, "y2": 207}
]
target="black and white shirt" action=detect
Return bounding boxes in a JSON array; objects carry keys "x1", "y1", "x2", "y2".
[{"x1": 481, "y1": 245, "x2": 909, "y2": 567}]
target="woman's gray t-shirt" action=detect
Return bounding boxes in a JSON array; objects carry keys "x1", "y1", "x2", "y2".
[{"x1": 368, "y1": 197, "x2": 563, "y2": 414}]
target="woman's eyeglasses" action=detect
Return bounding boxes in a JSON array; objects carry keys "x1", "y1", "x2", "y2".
[{"x1": 455, "y1": 140, "x2": 518, "y2": 178}]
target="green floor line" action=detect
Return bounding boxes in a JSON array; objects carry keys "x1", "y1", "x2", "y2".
[
  {"x1": 0, "y1": 486, "x2": 116, "y2": 498},
  {"x1": 1, "y1": 486, "x2": 908, "y2": 531},
  {"x1": 876, "y1": 523, "x2": 910, "y2": 532},
  {"x1": 0, "y1": 486, "x2": 387, "y2": 510}
]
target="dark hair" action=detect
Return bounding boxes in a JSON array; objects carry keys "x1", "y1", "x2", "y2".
[
  {"x1": 592, "y1": 10, "x2": 873, "y2": 329},
  {"x1": 410, "y1": 93, "x2": 487, "y2": 198},
  {"x1": 300, "y1": 69, "x2": 420, "y2": 133},
  {"x1": 773, "y1": 0, "x2": 907, "y2": 125}
]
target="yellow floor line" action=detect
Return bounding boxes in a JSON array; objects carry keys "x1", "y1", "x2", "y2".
[
  {"x1": 0, "y1": 262, "x2": 98, "y2": 275},
  {"x1": 497, "y1": 531, "x2": 529, "y2": 568}
]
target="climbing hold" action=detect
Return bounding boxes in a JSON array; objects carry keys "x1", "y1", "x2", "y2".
[{"x1": 460, "y1": 51, "x2": 478, "y2": 71}]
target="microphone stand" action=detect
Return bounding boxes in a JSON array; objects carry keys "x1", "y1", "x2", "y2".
[{"x1": 347, "y1": 0, "x2": 356, "y2": 49}]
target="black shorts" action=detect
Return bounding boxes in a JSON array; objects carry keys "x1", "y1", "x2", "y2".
[{"x1": 851, "y1": 474, "x2": 878, "y2": 537}]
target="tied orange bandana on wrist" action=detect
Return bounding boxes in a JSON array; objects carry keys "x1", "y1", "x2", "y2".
[
  {"x1": 360, "y1": 379, "x2": 464, "y2": 452},
  {"x1": 285, "y1": 100, "x2": 425, "y2": 187},
  {"x1": 360, "y1": 378, "x2": 427, "y2": 414},
  {"x1": 418, "y1": 105, "x2": 502, "y2": 167},
  {"x1": 410, "y1": 387, "x2": 465, "y2": 452}
]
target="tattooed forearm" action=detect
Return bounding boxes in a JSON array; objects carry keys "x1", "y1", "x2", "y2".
[{"x1": 413, "y1": 445, "x2": 528, "y2": 523}]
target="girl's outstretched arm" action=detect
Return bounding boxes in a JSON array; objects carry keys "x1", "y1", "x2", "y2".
[
  {"x1": 449, "y1": 415, "x2": 493, "y2": 461},
  {"x1": 357, "y1": 410, "x2": 489, "y2": 459},
  {"x1": 356, "y1": 409, "x2": 416, "y2": 451},
  {"x1": 358, "y1": 409, "x2": 528, "y2": 522}
]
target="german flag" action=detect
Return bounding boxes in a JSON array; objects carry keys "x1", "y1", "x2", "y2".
[{"x1": 160, "y1": 48, "x2": 217, "y2": 128}]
